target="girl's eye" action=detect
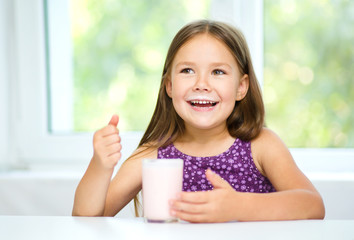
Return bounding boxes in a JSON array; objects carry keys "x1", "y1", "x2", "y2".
[
  {"x1": 181, "y1": 68, "x2": 194, "y2": 74},
  {"x1": 213, "y1": 69, "x2": 226, "y2": 75}
]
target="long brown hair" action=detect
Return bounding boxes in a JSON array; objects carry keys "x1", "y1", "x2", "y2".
[
  {"x1": 133, "y1": 19, "x2": 264, "y2": 216},
  {"x1": 140, "y1": 19, "x2": 264, "y2": 148}
]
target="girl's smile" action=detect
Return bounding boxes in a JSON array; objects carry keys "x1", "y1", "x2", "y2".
[
  {"x1": 166, "y1": 33, "x2": 248, "y2": 130},
  {"x1": 187, "y1": 96, "x2": 219, "y2": 111}
]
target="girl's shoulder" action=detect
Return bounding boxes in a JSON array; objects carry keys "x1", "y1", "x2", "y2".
[
  {"x1": 117, "y1": 144, "x2": 158, "y2": 176},
  {"x1": 252, "y1": 127, "x2": 283, "y2": 146},
  {"x1": 251, "y1": 128, "x2": 291, "y2": 176},
  {"x1": 128, "y1": 144, "x2": 158, "y2": 162}
]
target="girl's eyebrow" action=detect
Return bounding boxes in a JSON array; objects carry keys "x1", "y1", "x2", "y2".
[{"x1": 210, "y1": 62, "x2": 232, "y2": 69}]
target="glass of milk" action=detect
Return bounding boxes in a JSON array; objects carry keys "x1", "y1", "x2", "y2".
[{"x1": 142, "y1": 158, "x2": 183, "y2": 223}]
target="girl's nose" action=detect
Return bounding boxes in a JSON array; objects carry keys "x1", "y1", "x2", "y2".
[{"x1": 193, "y1": 74, "x2": 211, "y2": 92}]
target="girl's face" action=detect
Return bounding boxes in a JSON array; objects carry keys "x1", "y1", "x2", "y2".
[{"x1": 166, "y1": 33, "x2": 249, "y2": 131}]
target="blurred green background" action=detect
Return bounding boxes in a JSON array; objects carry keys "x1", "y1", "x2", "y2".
[
  {"x1": 70, "y1": 0, "x2": 210, "y2": 132},
  {"x1": 69, "y1": 0, "x2": 353, "y2": 147},
  {"x1": 264, "y1": 0, "x2": 354, "y2": 147}
]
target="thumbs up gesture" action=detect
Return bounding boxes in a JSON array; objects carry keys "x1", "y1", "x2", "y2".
[{"x1": 92, "y1": 114, "x2": 122, "y2": 170}]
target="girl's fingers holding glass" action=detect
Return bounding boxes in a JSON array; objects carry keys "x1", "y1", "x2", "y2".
[
  {"x1": 170, "y1": 200, "x2": 205, "y2": 214},
  {"x1": 179, "y1": 191, "x2": 208, "y2": 203}
]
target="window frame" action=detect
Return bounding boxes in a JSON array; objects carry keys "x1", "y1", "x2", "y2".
[
  {"x1": 0, "y1": 0, "x2": 11, "y2": 169},
  {"x1": 1, "y1": 0, "x2": 353, "y2": 172}
]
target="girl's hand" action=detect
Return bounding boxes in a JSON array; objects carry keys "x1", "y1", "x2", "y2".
[
  {"x1": 92, "y1": 114, "x2": 122, "y2": 170},
  {"x1": 169, "y1": 169, "x2": 240, "y2": 223}
]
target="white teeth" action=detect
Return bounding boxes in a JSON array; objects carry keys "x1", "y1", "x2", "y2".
[{"x1": 190, "y1": 100, "x2": 216, "y2": 105}]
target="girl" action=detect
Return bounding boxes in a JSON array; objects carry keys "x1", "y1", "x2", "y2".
[{"x1": 72, "y1": 20, "x2": 325, "y2": 222}]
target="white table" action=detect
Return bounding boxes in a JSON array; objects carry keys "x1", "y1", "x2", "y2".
[{"x1": 1, "y1": 216, "x2": 354, "y2": 240}]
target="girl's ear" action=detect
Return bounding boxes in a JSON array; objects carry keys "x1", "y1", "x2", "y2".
[
  {"x1": 236, "y1": 74, "x2": 249, "y2": 101},
  {"x1": 165, "y1": 78, "x2": 173, "y2": 98}
]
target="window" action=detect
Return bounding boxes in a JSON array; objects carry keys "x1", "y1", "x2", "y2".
[
  {"x1": 3, "y1": 0, "x2": 353, "y2": 170},
  {"x1": 264, "y1": 0, "x2": 354, "y2": 148},
  {"x1": 46, "y1": 0, "x2": 212, "y2": 133},
  {"x1": 46, "y1": 0, "x2": 263, "y2": 134},
  {"x1": 5, "y1": 0, "x2": 263, "y2": 167}
]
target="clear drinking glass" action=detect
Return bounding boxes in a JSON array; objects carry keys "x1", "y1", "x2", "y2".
[{"x1": 142, "y1": 158, "x2": 183, "y2": 223}]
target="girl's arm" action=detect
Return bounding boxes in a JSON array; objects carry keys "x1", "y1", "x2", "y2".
[
  {"x1": 73, "y1": 116, "x2": 157, "y2": 216},
  {"x1": 72, "y1": 115, "x2": 122, "y2": 216},
  {"x1": 73, "y1": 141, "x2": 156, "y2": 216},
  {"x1": 247, "y1": 128, "x2": 325, "y2": 220},
  {"x1": 72, "y1": 157, "x2": 116, "y2": 216},
  {"x1": 103, "y1": 147, "x2": 157, "y2": 216},
  {"x1": 169, "y1": 128, "x2": 325, "y2": 222}
]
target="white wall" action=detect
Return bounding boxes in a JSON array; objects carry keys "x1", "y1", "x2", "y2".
[
  {"x1": 313, "y1": 178, "x2": 354, "y2": 219},
  {"x1": 0, "y1": 169, "x2": 136, "y2": 218}
]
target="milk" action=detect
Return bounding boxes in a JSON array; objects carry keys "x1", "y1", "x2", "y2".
[{"x1": 142, "y1": 159, "x2": 183, "y2": 222}]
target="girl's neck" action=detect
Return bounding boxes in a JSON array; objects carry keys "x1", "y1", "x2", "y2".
[
  {"x1": 181, "y1": 125, "x2": 230, "y2": 143},
  {"x1": 174, "y1": 124, "x2": 235, "y2": 157}
]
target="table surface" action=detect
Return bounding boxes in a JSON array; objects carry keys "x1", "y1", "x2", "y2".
[{"x1": 1, "y1": 216, "x2": 354, "y2": 240}]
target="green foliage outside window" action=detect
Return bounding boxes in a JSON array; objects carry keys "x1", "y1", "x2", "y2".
[
  {"x1": 264, "y1": 0, "x2": 354, "y2": 147},
  {"x1": 71, "y1": 0, "x2": 210, "y2": 131},
  {"x1": 70, "y1": 0, "x2": 353, "y2": 148}
]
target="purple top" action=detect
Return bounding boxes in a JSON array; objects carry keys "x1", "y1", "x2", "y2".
[{"x1": 158, "y1": 138, "x2": 276, "y2": 193}]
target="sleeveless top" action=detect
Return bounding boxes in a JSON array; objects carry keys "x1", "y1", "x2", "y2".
[{"x1": 157, "y1": 138, "x2": 276, "y2": 193}]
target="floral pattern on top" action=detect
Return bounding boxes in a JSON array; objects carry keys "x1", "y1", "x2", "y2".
[{"x1": 158, "y1": 138, "x2": 276, "y2": 193}]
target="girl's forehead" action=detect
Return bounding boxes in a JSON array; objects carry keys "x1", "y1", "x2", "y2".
[
  {"x1": 172, "y1": 33, "x2": 237, "y2": 65},
  {"x1": 182, "y1": 33, "x2": 224, "y2": 49}
]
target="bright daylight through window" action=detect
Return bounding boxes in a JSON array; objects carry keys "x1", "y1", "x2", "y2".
[
  {"x1": 263, "y1": 0, "x2": 354, "y2": 147},
  {"x1": 46, "y1": 0, "x2": 211, "y2": 134},
  {"x1": 46, "y1": 0, "x2": 353, "y2": 149}
]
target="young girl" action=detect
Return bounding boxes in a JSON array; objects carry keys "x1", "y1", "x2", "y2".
[{"x1": 72, "y1": 20, "x2": 325, "y2": 222}]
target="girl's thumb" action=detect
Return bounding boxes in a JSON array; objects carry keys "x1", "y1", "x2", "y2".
[
  {"x1": 108, "y1": 114, "x2": 119, "y2": 127},
  {"x1": 206, "y1": 168, "x2": 231, "y2": 189}
]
